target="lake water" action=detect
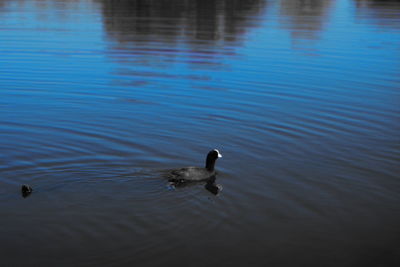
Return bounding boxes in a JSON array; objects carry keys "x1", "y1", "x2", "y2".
[{"x1": 1, "y1": 0, "x2": 399, "y2": 266}]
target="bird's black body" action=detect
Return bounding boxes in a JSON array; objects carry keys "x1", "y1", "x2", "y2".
[{"x1": 169, "y1": 149, "x2": 222, "y2": 183}]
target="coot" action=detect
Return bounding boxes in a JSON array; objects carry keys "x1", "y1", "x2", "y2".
[{"x1": 169, "y1": 149, "x2": 222, "y2": 183}]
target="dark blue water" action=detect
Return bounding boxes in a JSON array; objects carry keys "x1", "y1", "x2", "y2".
[{"x1": 1, "y1": 0, "x2": 399, "y2": 266}]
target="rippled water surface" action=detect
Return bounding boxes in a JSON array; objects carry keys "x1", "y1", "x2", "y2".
[{"x1": 1, "y1": 0, "x2": 399, "y2": 266}]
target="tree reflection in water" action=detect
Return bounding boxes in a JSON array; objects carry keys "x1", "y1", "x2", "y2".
[{"x1": 98, "y1": 0, "x2": 267, "y2": 45}]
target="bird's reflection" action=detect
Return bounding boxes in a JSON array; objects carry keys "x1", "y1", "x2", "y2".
[
  {"x1": 169, "y1": 175, "x2": 222, "y2": 195},
  {"x1": 204, "y1": 176, "x2": 222, "y2": 195}
]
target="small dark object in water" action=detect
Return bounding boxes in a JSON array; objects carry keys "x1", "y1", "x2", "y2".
[
  {"x1": 169, "y1": 149, "x2": 222, "y2": 182},
  {"x1": 21, "y1": 184, "x2": 33, "y2": 198}
]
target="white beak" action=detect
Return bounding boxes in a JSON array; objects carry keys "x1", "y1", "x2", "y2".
[{"x1": 215, "y1": 149, "x2": 222, "y2": 158}]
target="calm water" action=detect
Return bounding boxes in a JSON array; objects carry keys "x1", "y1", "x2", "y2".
[{"x1": 1, "y1": 0, "x2": 400, "y2": 266}]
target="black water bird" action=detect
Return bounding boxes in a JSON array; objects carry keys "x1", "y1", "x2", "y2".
[
  {"x1": 21, "y1": 184, "x2": 33, "y2": 198},
  {"x1": 169, "y1": 149, "x2": 222, "y2": 183}
]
